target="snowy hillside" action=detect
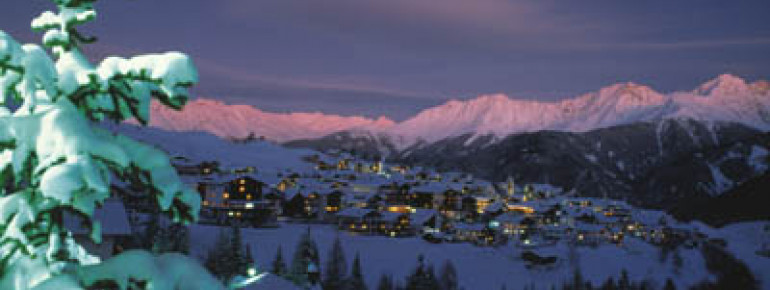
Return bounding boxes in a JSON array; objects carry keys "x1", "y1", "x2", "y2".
[
  {"x1": 106, "y1": 124, "x2": 317, "y2": 173},
  {"x1": 191, "y1": 223, "x2": 714, "y2": 290},
  {"x1": 146, "y1": 98, "x2": 395, "y2": 143}
]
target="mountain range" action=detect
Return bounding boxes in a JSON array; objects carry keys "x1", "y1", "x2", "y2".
[
  {"x1": 147, "y1": 74, "x2": 770, "y2": 147},
  {"x1": 143, "y1": 74, "x2": 770, "y2": 218}
]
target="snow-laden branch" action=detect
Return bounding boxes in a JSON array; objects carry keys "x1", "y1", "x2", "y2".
[{"x1": 0, "y1": 0, "x2": 214, "y2": 288}]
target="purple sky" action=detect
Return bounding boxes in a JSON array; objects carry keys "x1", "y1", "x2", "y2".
[{"x1": 3, "y1": 0, "x2": 770, "y2": 120}]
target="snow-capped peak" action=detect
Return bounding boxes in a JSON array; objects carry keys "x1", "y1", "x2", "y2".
[
  {"x1": 146, "y1": 98, "x2": 395, "y2": 142},
  {"x1": 143, "y1": 74, "x2": 769, "y2": 147},
  {"x1": 694, "y1": 74, "x2": 750, "y2": 96}
]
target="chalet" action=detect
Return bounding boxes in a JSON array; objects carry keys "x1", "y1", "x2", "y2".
[
  {"x1": 492, "y1": 212, "x2": 527, "y2": 236},
  {"x1": 337, "y1": 208, "x2": 375, "y2": 231},
  {"x1": 409, "y1": 183, "x2": 447, "y2": 209},
  {"x1": 172, "y1": 158, "x2": 219, "y2": 176},
  {"x1": 323, "y1": 190, "x2": 344, "y2": 214},
  {"x1": 483, "y1": 201, "x2": 506, "y2": 217},
  {"x1": 283, "y1": 189, "x2": 323, "y2": 219},
  {"x1": 573, "y1": 223, "x2": 607, "y2": 246},
  {"x1": 410, "y1": 191, "x2": 437, "y2": 209},
  {"x1": 64, "y1": 198, "x2": 132, "y2": 259},
  {"x1": 440, "y1": 189, "x2": 462, "y2": 213},
  {"x1": 378, "y1": 211, "x2": 411, "y2": 236},
  {"x1": 343, "y1": 191, "x2": 381, "y2": 209},
  {"x1": 461, "y1": 196, "x2": 493, "y2": 215},
  {"x1": 380, "y1": 183, "x2": 410, "y2": 205},
  {"x1": 337, "y1": 158, "x2": 351, "y2": 170},
  {"x1": 223, "y1": 176, "x2": 266, "y2": 204},
  {"x1": 410, "y1": 209, "x2": 440, "y2": 234},
  {"x1": 451, "y1": 223, "x2": 498, "y2": 246},
  {"x1": 275, "y1": 178, "x2": 296, "y2": 192}
]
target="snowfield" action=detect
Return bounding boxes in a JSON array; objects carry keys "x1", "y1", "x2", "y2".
[
  {"x1": 107, "y1": 124, "x2": 317, "y2": 173},
  {"x1": 190, "y1": 223, "x2": 714, "y2": 290}
]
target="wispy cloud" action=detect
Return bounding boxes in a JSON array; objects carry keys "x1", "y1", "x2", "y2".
[{"x1": 193, "y1": 58, "x2": 436, "y2": 100}]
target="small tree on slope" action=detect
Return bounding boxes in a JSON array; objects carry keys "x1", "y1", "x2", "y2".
[
  {"x1": 323, "y1": 236, "x2": 347, "y2": 290},
  {"x1": 0, "y1": 0, "x2": 221, "y2": 289}
]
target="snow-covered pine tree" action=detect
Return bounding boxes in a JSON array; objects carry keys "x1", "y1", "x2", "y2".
[
  {"x1": 377, "y1": 273, "x2": 394, "y2": 290},
  {"x1": 663, "y1": 278, "x2": 676, "y2": 290},
  {"x1": 230, "y1": 224, "x2": 250, "y2": 276},
  {"x1": 323, "y1": 236, "x2": 347, "y2": 290},
  {"x1": 205, "y1": 228, "x2": 233, "y2": 281},
  {"x1": 245, "y1": 243, "x2": 255, "y2": 270},
  {"x1": 204, "y1": 225, "x2": 254, "y2": 283},
  {"x1": 289, "y1": 227, "x2": 321, "y2": 286},
  {"x1": 346, "y1": 252, "x2": 367, "y2": 290},
  {"x1": 438, "y1": 260, "x2": 458, "y2": 290},
  {"x1": 272, "y1": 245, "x2": 288, "y2": 276},
  {"x1": 404, "y1": 255, "x2": 440, "y2": 290},
  {"x1": 0, "y1": 0, "x2": 222, "y2": 289}
]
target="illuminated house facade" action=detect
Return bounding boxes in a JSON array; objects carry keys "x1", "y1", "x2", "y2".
[{"x1": 199, "y1": 175, "x2": 278, "y2": 227}]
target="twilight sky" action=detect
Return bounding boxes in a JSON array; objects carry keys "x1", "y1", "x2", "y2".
[{"x1": 3, "y1": 0, "x2": 770, "y2": 120}]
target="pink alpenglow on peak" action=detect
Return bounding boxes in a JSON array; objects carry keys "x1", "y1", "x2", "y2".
[
  {"x1": 143, "y1": 74, "x2": 770, "y2": 146},
  {"x1": 146, "y1": 98, "x2": 395, "y2": 142},
  {"x1": 694, "y1": 74, "x2": 751, "y2": 96}
]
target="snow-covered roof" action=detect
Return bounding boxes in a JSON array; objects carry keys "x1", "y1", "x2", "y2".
[
  {"x1": 411, "y1": 182, "x2": 450, "y2": 193},
  {"x1": 493, "y1": 212, "x2": 526, "y2": 224},
  {"x1": 379, "y1": 211, "x2": 405, "y2": 222},
  {"x1": 337, "y1": 208, "x2": 374, "y2": 219},
  {"x1": 410, "y1": 209, "x2": 438, "y2": 225},
  {"x1": 483, "y1": 201, "x2": 505, "y2": 213},
  {"x1": 453, "y1": 223, "x2": 487, "y2": 231}
]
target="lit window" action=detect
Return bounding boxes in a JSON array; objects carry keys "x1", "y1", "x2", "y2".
[
  {"x1": 247, "y1": 194, "x2": 252, "y2": 200},
  {"x1": 239, "y1": 186, "x2": 246, "y2": 193},
  {"x1": 240, "y1": 179, "x2": 246, "y2": 185},
  {"x1": 223, "y1": 192, "x2": 229, "y2": 199}
]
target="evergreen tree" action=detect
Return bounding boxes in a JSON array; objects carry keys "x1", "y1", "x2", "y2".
[
  {"x1": 439, "y1": 260, "x2": 458, "y2": 290},
  {"x1": 405, "y1": 255, "x2": 440, "y2": 290},
  {"x1": 205, "y1": 228, "x2": 233, "y2": 281},
  {"x1": 230, "y1": 224, "x2": 250, "y2": 276},
  {"x1": 245, "y1": 243, "x2": 255, "y2": 269},
  {"x1": 0, "y1": 0, "x2": 228, "y2": 289},
  {"x1": 272, "y1": 245, "x2": 288, "y2": 276},
  {"x1": 204, "y1": 226, "x2": 253, "y2": 283},
  {"x1": 663, "y1": 278, "x2": 676, "y2": 290},
  {"x1": 324, "y1": 236, "x2": 348, "y2": 290},
  {"x1": 600, "y1": 277, "x2": 616, "y2": 290},
  {"x1": 377, "y1": 274, "x2": 394, "y2": 290},
  {"x1": 0, "y1": 0, "x2": 219, "y2": 287},
  {"x1": 346, "y1": 253, "x2": 368, "y2": 290},
  {"x1": 618, "y1": 269, "x2": 631, "y2": 290},
  {"x1": 289, "y1": 227, "x2": 321, "y2": 286}
]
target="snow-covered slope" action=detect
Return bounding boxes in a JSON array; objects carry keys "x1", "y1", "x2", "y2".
[
  {"x1": 144, "y1": 74, "x2": 769, "y2": 147},
  {"x1": 389, "y1": 74, "x2": 770, "y2": 146},
  {"x1": 146, "y1": 98, "x2": 395, "y2": 143},
  {"x1": 106, "y1": 124, "x2": 317, "y2": 172}
]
